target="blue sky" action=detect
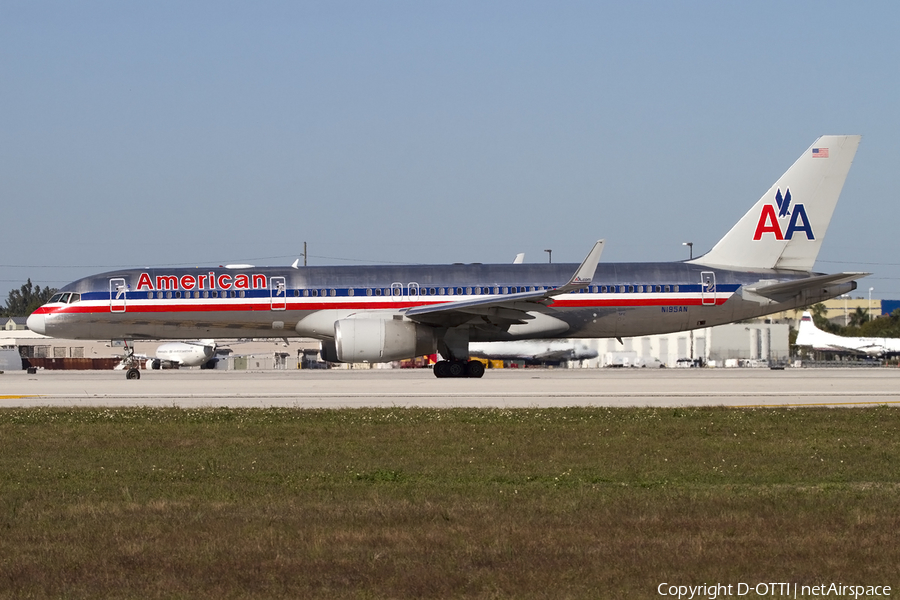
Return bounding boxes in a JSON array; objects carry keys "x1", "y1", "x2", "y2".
[{"x1": 3, "y1": 1, "x2": 899, "y2": 299}]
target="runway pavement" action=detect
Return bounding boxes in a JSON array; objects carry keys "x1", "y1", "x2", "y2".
[{"x1": 3, "y1": 367, "x2": 900, "y2": 408}]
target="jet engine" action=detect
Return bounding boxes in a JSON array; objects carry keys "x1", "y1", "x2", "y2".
[{"x1": 334, "y1": 318, "x2": 435, "y2": 362}]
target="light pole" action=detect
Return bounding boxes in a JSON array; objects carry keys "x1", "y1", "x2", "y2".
[
  {"x1": 869, "y1": 287, "x2": 874, "y2": 321},
  {"x1": 544, "y1": 249, "x2": 552, "y2": 264},
  {"x1": 682, "y1": 242, "x2": 693, "y2": 260}
]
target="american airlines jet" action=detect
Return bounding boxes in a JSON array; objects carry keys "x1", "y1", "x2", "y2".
[
  {"x1": 28, "y1": 135, "x2": 867, "y2": 379},
  {"x1": 796, "y1": 311, "x2": 900, "y2": 357}
]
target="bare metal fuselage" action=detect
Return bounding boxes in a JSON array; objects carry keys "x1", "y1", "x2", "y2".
[{"x1": 32, "y1": 261, "x2": 855, "y2": 342}]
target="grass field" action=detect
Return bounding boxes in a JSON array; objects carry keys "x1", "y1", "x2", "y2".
[{"x1": 1, "y1": 406, "x2": 899, "y2": 599}]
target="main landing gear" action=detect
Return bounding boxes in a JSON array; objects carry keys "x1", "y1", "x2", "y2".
[
  {"x1": 433, "y1": 360, "x2": 485, "y2": 378},
  {"x1": 120, "y1": 340, "x2": 141, "y2": 380}
]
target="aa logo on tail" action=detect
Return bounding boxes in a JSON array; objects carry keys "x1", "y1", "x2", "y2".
[{"x1": 752, "y1": 187, "x2": 814, "y2": 241}]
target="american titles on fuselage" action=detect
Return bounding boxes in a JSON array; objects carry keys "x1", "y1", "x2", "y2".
[{"x1": 136, "y1": 272, "x2": 268, "y2": 291}]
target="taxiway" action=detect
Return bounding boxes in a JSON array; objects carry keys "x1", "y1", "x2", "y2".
[{"x1": 2, "y1": 367, "x2": 900, "y2": 408}]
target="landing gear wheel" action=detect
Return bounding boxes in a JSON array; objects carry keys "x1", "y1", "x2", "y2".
[
  {"x1": 433, "y1": 361, "x2": 450, "y2": 378},
  {"x1": 126, "y1": 368, "x2": 141, "y2": 380},
  {"x1": 465, "y1": 360, "x2": 485, "y2": 378},
  {"x1": 434, "y1": 359, "x2": 483, "y2": 378}
]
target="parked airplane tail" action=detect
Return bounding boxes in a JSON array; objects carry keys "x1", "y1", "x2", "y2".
[
  {"x1": 693, "y1": 135, "x2": 861, "y2": 272},
  {"x1": 795, "y1": 311, "x2": 830, "y2": 348}
]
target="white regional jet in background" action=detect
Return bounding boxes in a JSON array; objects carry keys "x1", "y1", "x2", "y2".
[
  {"x1": 469, "y1": 340, "x2": 598, "y2": 363},
  {"x1": 115, "y1": 340, "x2": 220, "y2": 370},
  {"x1": 796, "y1": 312, "x2": 900, "y2": 357},
  {"x1": 150, "y1": 340, "x2": 220, "y2": 369},
  {"x1": 28, "y1": 135, "x2": 868, "y2": 380}
]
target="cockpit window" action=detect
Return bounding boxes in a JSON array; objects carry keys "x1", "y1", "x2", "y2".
[
  {"x1": 68, "y1": 293, "x2": 81, "y2": 303},
  {"x1": 49, "y1": 293, "x2": 64, "y2": 303},
  {"x1": 59, "y1": 293, "x2": 72, "y2": 304}
]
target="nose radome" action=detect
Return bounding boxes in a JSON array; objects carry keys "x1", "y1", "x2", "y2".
[{"x1": 26, "y1": 313, "x2": 46, "y2": 335}]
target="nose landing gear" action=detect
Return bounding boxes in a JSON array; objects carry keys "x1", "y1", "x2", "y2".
[{"x1": 119, "y1": 340, "x2": 142, "y2": 380}]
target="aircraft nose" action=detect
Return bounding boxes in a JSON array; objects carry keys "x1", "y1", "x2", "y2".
[{"x1": 26, "y1": 313, "x2": 46, "y2": 335}]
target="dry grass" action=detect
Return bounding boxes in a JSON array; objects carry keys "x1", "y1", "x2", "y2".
[{"x1": 0, "y1": 407, "x2": 898, "y2": 599}]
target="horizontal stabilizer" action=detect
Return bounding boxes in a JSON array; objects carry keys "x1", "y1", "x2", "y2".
[{"x1": 744, "y1": 272, "x2": 869, "y2": 302}]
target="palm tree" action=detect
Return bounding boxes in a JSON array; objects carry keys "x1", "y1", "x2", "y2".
[{"x1": 848, "y1": 306, "x2": 869, "y2": 328}]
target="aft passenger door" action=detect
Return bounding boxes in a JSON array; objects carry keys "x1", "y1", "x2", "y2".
[
  {"x1": 700, "y1": 271, "x2": 716, "y2": 306},
  {"x1": 110, "y1": 278, "x2": 126, "y2": 313}
]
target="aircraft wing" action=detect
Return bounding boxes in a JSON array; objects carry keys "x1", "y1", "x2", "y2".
[
  {"x1": 853, "y1": 344, "x2": 889, "y2": 356},
  {"x1": 743, "y1": 272, "x2": 870, "y2": 303},
  {"x1": 814, "y1": 342, "x2": 875, "y2": 356},
  {"x1": 403, "y1": 240, "x2": 604, "y2": 328}
]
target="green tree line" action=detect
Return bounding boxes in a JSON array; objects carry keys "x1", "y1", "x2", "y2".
[{"x1": 1, "y1": 279, "x2": 58, "y2": 318}]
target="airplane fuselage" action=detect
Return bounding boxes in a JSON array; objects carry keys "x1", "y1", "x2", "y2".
[{"x1": 29, "y1": 261, "x2": 855, "y2": 342}]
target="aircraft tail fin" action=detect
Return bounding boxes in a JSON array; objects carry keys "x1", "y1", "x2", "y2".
[
  {"x1": 796, "y1": 310, "x2": 836, "y2": 348},
  {"x1": 692, "y1": 135, "x2": 860, "y2": 272}
]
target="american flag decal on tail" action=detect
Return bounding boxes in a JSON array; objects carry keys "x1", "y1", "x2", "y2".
[{"x1": 812, "y1": 147, "x2": 829, "y2": 158}]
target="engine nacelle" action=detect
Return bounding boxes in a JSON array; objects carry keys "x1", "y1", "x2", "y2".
[
  {"x1": 320, "y1": 339, "x2": 339, "y2": 363},
  {"x1": 335, "y1": 318, "x2": 435, "y2": 363}
]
